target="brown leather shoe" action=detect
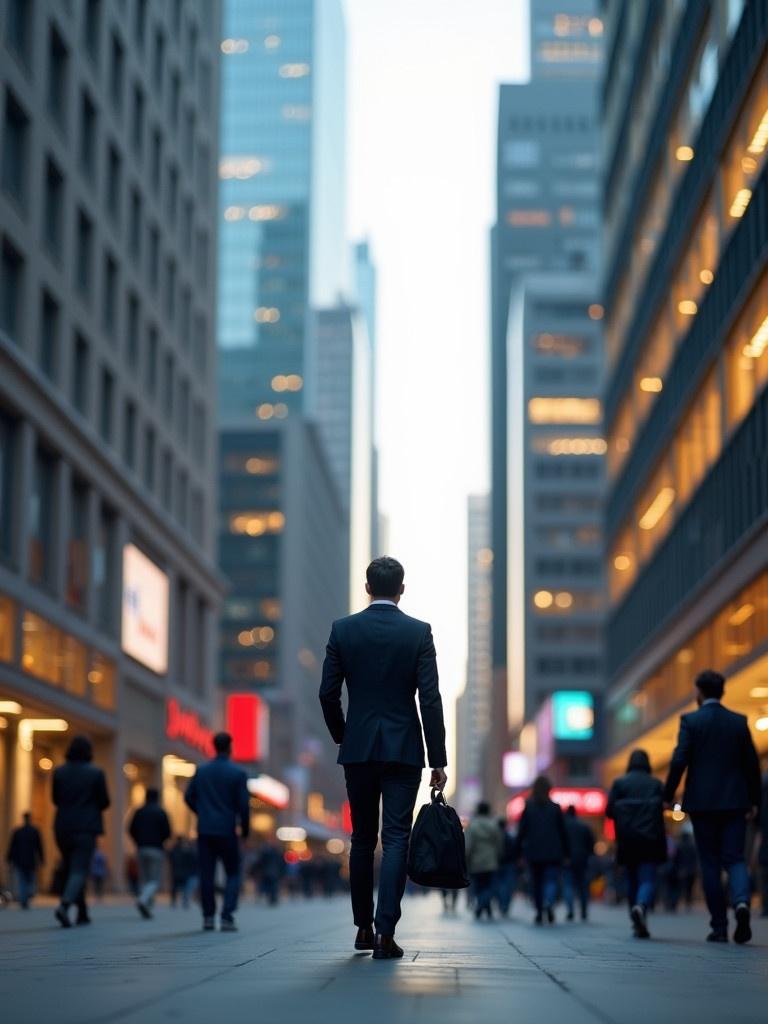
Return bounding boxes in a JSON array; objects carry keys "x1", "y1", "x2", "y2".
[
  {"x1": 354, "y1": 926, "x2": 374, "y2": 950},
  {"x1": 372, "y1": 934, "x2": 404, "y2": 959}
]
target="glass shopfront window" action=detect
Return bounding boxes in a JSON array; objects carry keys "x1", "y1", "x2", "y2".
[
  {"x1": 674, "y1": 368, "x2": 722, "y2": 506},
  {"x1": 607, "y1": 394, "x2": 636, "y2": 480},
  {"x1": 0, "y1": 593, "x2": 14, "y2": 661},
  {"x1": 671, "y1": 191, "x2": 720, "y2": 335},
  {"x1": 634, "y1": 308, "x2": 674, "y2": 423},
  {"x1": 609, "y1": 524, "x2": 637, "y2": 604},
  {"x1": 635, "y1": 458, "x2": 676, "y2": 563},
  {"x1": 22, "y1": 611, "x2": 62, "y2": 684},
  {"x1": 89, "y1": 652, "x2": 116, "y2": 709},
  {"x1": 721, "y1": 52, "x2": 768, "y2": 231},
  {"x1": 21, "y1": 609, "x2": 116, "y2": 710},
  {"x1": 725, "y1": 269, "x2": 768, "y2": 432}
]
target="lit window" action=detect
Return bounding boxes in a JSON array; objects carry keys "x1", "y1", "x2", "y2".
[
  {"x1": 248, "y1": 204, "x2": 285, "y2": 221},
  {"x1": 219, "y1": 156, "x2": 265, "y2": 179},
  {"x1": 532, "y1": 437, "x2": 606, "y2": 455},
  {"x1": 506, "y1": 209, "x2": 551, "y2": 227},
  {"x1": 279, "y1": 63, "x2": 310, "y2": 78},
  {"x1": 254, "y1": 307, "x2": 280, "y2": 323},
  {"x1": 588, "y1": 304, "x2": 604, "y2": 320},
  {"x1": 264, "y1": 34, "x2": 280, "y2": 49},
  {"x1": 271, "y1": 374, "x2": 302, "y2": 392},
  {"x1": 223, "y1": 206, "x2": 245, "y2": 221},
  {"x1": 675, "y1": 145, "x2": 694, "y2": 162},
  {"x1": 229, "y1": 511, "x2": 285, "y2": 536},
  {"x1": 221, "y1": 39, "x2": 249, "y2": 54},
  {"x1": 528, "y1": 397, "x2": 601, "y2": 424},
  {"x1": 257, "y1": 404, "x2": 274, "y2": 420},
  {"x1": 533, "y1": 590, "x2": 553, "y2": 609}
]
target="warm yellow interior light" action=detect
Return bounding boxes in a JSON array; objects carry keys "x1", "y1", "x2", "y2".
[
  {"x1": 639, "y1": 376, "x2": 663, "y2": 393},
  {"x1": 675, "y1": 145, "x2": 694, "y2": 162},
  {"x1": 0, "y1": 701, "x2": 22, "y2": 714},
  {"x1": 613, "y1": 555, "x2": 631, "y2": 571},
  {"x1": 533, "y1": 590, "x2": 553, "y2": 609},
  {"x1": 528, "y1": 398, "x2": 601, "y2": 424},
  {"x1": 756, "y1": 716, "x2": 768, "y2": 733},
  {"x1": 638, "y1": 487, "x2": 676, "y2": 531},
  {"x1": 743, "y1": 316, "x2": 768, "y2": 359},
  {"x1": 729, "y1": 188, "x2": 752, "y2": 218},
  {"x1": 163, "y1": 755, "x2": 196, "y2": 778},
  {"x1": 747, "y1": 108, "x2": 768, "y2": 154},
  {"x1": 749, "y1": 686, "x2": 768, "y2": 699},
  {"x1": 588, "y1": 304, "x2": 604, "y2": 320},
  {"x1": 699, "y1": 269, "x2": 714, "y2": 285},
  {"x1": 554, "y1": 591, "x2": 573, "y2": 609},
  {"x1": 18, "y1": 719, "x2": 69, "y2": 752},
  {"x1": 678, "y1": 299, "x2": 698, "y2": 316},
  {"x1": 728, "y1": 603, "x2": 755, "y2": 626}
]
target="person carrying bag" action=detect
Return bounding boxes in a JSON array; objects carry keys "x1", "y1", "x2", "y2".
[{"x1": 408, "y1": 789, "x2": 469, "y2": 891}]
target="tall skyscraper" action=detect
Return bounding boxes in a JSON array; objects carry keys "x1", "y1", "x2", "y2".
[
  {"x1": 217, "y1": 0, "x2": 346, "y2": 417},
  {"x1": 0, "y1": 0, "x2": 223, "y2": 874},
  {"x1": 600, "y1": 2, "x2": 768, "y2": 780},
  {"x1": 455, "y1": 495, "x2": 493, "y2": 816},
  {"x1": 489, "y1": 0, "x2": 604, "y2": 801}
]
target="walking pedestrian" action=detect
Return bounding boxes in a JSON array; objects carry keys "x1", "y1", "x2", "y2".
[
  {"x1": 89, "y1": 845, "x2": 109, "y2": 899},
  {"x1": 563, "y1": 806, "x2": 594, "y2": 921},
  {"x1": 128, "y1": 787, "x2": 171, "y2": 919},
  {"x1": 663, "y1": 669, "x2": 761, "y2": 944},
  {"x1": 607, "y1": 749, "x2": 666, "y2": 939},
  {"x1": 252, "y1": 841, "x2": 285, "y2": 905},
  {"x1": 673, "y1": 831, "x2": 698, "y2": 910},
  {"x1": 759, "y1": 773, "x2": 768, "y2": 918},
  {"x1": 169, "y1": 836, "x2": 197, "y2": 908},
  {"x1": 5, "y1": 813, "x2": 44, "y2": 908},
  {"x1": 52, "y1": 735, "x2": 110, "y2": 928},
  {"x1": 184, "y1": 731, "x2": 250, "y2": 932},
  {"x1": 494, "y1": 818, "x2": 518, "y2": 917},
  {"x1": 517, "y1": 776, "x2": 569, "y2": 925},
  {"x1": 318, "y1": 557, "x2": 447, "y2": 960},
  {"x1": 464, "y1": 801, "x2": 502, "y2": 920}
]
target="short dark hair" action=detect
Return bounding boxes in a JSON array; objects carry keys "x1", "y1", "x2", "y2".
[
  {"x1": 366, "y1": 556, "x2": 404, "y2": 597},
  {"x1": 476, "y1": 801, "x2": 491, "y2": 816},
  {"x1": 566, "y1": 805, "x2": 576, "y2": 817},
  {"x1": 213, "y1": 731, "x2": 232, "y2": 754},
  {"x1": 145, "y1": 787, "x2": 159, "y2": 802},
  {"x1": 66, "y1": 735, "x2": 93, "y2": 762},
  {"x1": 696, "y1": 669, "x2": 725, "y2": 700}
]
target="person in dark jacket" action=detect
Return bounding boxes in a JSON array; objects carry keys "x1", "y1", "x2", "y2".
[
  {"x1": 494, "y1": 819, "x2": 518, "y2": 917},
  {"x1": 563, "y1": 806, "x2": 594, "y2": 921},
  {"x1": 517, "y1": 776, "x2": 569, "y2": 924},
  {"x1": 607, "y1": 749, "x2": 666, "y2": 939},
  {"x1": 319, "y1": 557, "x2": 447, "y2": 960},
  {"x1": 128, "y1": 787, "x2": 171, "y2": 919},
  {"x1": 759, "y1": 773, "x2": 768, "y2": 918},
  {"x1": 6, "y1": 813, "x2": 44, "y2": 908},
  {"x1": 52, "y1": 735, "x2": 110, "y2": 928},
  {"x1": 663, "y1": 669, "x2": 761, "y2": 944},
  {"x1": 185, "y1": 731, "x2": 250, "y2": 931},
  {"x1": 169, "y1": 837, "x2": 198, "y2": 908}
]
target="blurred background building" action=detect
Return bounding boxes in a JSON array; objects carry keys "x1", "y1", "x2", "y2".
[
  {"x1": 601, "y1": 0, "x2": 768, "y2": 778},
  {"x1": 0, "y1": 0, "x2": 223, "y2": 873},
  {"x1": 455, "y1": 494, "x2": 492, "y2": 817},
  {"x1": 489, "y1": 0, "x2": 604, "y2": 807}
]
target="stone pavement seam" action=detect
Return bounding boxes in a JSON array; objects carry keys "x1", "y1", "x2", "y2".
[{"x1": 501, "y1": 931, "x2": 620, "y2": 1024}]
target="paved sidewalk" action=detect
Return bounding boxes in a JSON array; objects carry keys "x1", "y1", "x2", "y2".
[{"x1": 0, "y1": 894, "x2": 766, "y2": 1024}]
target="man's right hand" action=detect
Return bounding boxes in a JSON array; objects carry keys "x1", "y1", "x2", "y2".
[{"x1": 430, "y1": 768, "x2": 447, "y2": 792}]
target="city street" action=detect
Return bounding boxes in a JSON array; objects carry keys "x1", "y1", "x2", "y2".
[{"x1": 1, "y1": 894, "x2": 766, "y2": 1024}]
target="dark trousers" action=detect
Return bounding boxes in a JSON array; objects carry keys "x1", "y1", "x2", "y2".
[
  {"x1": 690, "y1": 812, "x2": 750, "y2": 932},
  {"x1": 197, "y1": 835, "x2": 241, "y2": 920},
  {"x1": 55, "y1": 831, "x2": 95, "y2": 912},
  {"x1": 344, "y1": 761, "x2": 421, "y2": 936},
  {"x1": 563, "y1": 864, "x2": 590, "y2": 918},
  {"x1": 471, "y1": 871, "x2": 495, "y2": 915},
  {"x1": 626, "y1": 862, "x2": 657, "y2": 911},
  {"x1": 528, "y1": 862, "x2": 560, "y2": 914}
]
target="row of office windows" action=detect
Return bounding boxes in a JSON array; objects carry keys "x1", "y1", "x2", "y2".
[
  {"x1": 605, "y1": 30, "x2": 767, "y2": 387},
  {"x1": 535, "y1": 656, "x2": 601, "y2": 677},
  {"x1": 609, "y1": 265, "x2": 768, "y2": 603},
  {"x1": 609, "y1": 566, "x2": 768, "y2": 752}
]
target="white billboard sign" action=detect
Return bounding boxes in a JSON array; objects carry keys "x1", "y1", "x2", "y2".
[{"x1": 121, "y1": 544, "x2": 169, "y2": 674}]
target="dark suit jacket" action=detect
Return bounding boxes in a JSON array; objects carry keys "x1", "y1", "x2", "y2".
[
  {"x1": 607, "y1": 769, "x2": 666, "y2": 865},
  {"x1": 663, "y1": 702, "x2": 761, "y2": 813},
  {"x1": 319, "y1": 603, "x2": 447, "y2": 768},
  {"x1": 52, "y1": 761, "x2": 110, "y2": 836},
  {"x1": 6, "y1": 825, "x2": 44, "y2": 871},
  {"x1": 184, "y1": 755, "x2": 250, "y2": 838},
  {"x1": 129, "y1": 803, "x2": 172, "y2": 849},
  {"x1": 518, "y1": 799, "x2": 569, "y2": 864}
]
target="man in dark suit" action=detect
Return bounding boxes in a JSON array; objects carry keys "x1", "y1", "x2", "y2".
[
  {"x1": 52, "y1": 735, "x2": 110, "y2": 928},
  {"x1": 320, "y1": 556, "x2": 447, "y2": 960},
  {"x1": 185, "y1": 732, "x2": 250, "y2": 932},
  {"x1": 6, "y1": 812, "x2": 44, "y2": 908},
  {"x1": 663, "y1": 669, "x2": 761, "y2": 944}
]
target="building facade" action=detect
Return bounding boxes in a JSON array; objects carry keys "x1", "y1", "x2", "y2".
[
  {"x1": 0, "y1": 0, "x2": 223, "y2": 879},
  {"x1": 600, "y1": 0, "x2": 768, "y2": 779},
  {"x1": 489, "y1": 0, "x2": 603, "y2": 800},
  {"x1": 455, "y1": 495, "x2": 493, "y2": 816}
]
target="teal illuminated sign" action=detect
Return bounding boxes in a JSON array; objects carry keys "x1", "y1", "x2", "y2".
[{"x1": 552, "y1": 691, "x2": 594, "y2": 740}]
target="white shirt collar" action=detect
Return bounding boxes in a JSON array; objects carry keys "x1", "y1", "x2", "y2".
[
  {"x1": 370, "y1": 599, "x2": 398, "y2": 607},
  {"x1": 702, "y1": 698, "x2": 721, "y2": 706}
]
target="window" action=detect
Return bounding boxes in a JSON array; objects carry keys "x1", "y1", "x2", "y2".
[
  {"x1": 102, "y1": 251, "x2": 118, "y2": 339},
  {"x1": 93, "y1": 504, "x2": 115, "y2": 631},
  {"x1": 636, "y1": 458, "x2": 676, "y2": 563},
  {"x1": 165, "y1": 258, "x2": 176, "y2": 322},
  {"x1": 89, "y1": 652, "x2": 115, "y2": 709},
  {"x1": 147, "y1": 224, "x2": 160, "y2": 291},
  {"x1": 161, "y1": 448, "x2": 173, "y2": 510},
  {"x1": 2, "y1": 90, "x2": 29, "y2": 205},
  {"x1": 134, "y1": 0, "x2": 147, "y2": 47},
  {"x1": 0, "y1": 239, "x2": 24, "y2": 344},
  {"x1": 166, "y1": 163, "x2": 178, "y2": 227},
  {"x1": 150, "y1": 127, "x2": 162, "y2": 191},
  {"x1": 43, "y1": 157, "x2": 65, "y2": 259},
  {"x1": 75, "y1": 209, "x2": 93, "y2": 299},
  {"x1": 675, "y1": 368, "x2": 721, "y2": 507},
  {"x1": 131, "y1": 82, "x2": 144, "y2": 157},
  {"x1": 720, "y1": 52, "x2": 768, "y2": 232},
  {"x1": 191, "y1": 491, "x2": 204, "y2": 545},
  {"x1": 607, "y1": 394, "x2": 635, "y2": 480},
  {"x1": 193, "y1": 313, "x2": 207, "y2": 372},
  {"x1": 39, "y1": 290, "x2": 59, "y2": 380},
  {"x1": 152, "y1": 28, "x2": 165, "y2": 94},
  {"x1": 184, "y1": 107, "x2": 195, "y2": 165},
  {"x1": 66, "y1": 479, "x2": 88, "y2": 611},
  {"x1": 123, "y1": 401, "x2": 136, "y2": 468},
  {"x1": 169, "y1": 69, "x2": 181, "y2": 130},
  {"x1": 635, "y1": 308, "x2": 674, "y2": 423},
  {"x1": 143, "y1": 425, "x2": 155, "y2": 491},
  {"x1": 129, "y1": 188, "x2": 142, "y2": 264},
  {"x1": 110, "y1": 32, "x2": 125, "y2": 113},
  {"x1": 83, "y1": 0, "x2": 101, "y2": 65},
  {"x1": 180, "y1": 284, "x2": 191, "y2": 346},
  {"x1": 182, "y1": 196, "x2": 194, "y2": 252},
  {"x1": 126, "y1": 292, "x2": 140, "y2": 369},
  {"x1": 79, "y1": 90, "x2": 98, "y2": 177},
  {"x1": 176, "y1": 467, "x2": 188, "y2": 527},
  {"x1": 0, "y1": 594, "x2": 14, "y2": 660},
  {"x1": 503, "y1": 139, "x2": 540, "y2": 168},
  {"x1": 725, "y1": 269, "x2": 768, "y2": 432},
  {"x1": 29, "y1": 448, "x2": 55, "y2": 586},
  {"x1": 72, "y1": 331, "x2": 90, "y2": 415},
  {"x1": 146, "y1": 325, "x2": 158, "y2": 396},
  {"x1": 163, "y1": 353, "x2": 174, "y2": 420},
  {"x1": 6, "y1": 0, "x2": 34, "y2": 65},
  {"x1": 178, "y1": 378, "x2": 190, "y2": 444},
  {"x1": 106, "y1": 143, "x2": 122, "y2": 224},
  {"x1": 195, "y1": 229, "x2": 208, "y2": 286},
  {"x1": 0, "y1": 412, "x2": 15, "y2": 562},
  {"x1": 176, "y1": 578, "x2": 188, "y2": 682},
  {"x1": 99, "y1": 367, "x2": 114, "y2": 442},
  {"x1": 47, "y1": 25, "x2": 69, "y2": 131},
  {"x1": 528, "y1": 397, "x2": 601, "y2": 424}
]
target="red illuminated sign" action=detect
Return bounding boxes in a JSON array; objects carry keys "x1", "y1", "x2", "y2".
[
  {"x1": 226, "y1": 694, "x2": 268, "y2": 762},
  {"x1": 507, "y1": 787, "x2": 607, "y2": 821},
  {"x1": 342, "y1": 801, "x2": 353, "y2": 835},
  {"x1": 166, "y1": 698, "x2": 214, "y2": 757}
]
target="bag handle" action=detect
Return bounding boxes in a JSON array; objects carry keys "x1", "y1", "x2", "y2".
[{"x1": 431, "y1": 788, "x2": 447, "y2": 806}]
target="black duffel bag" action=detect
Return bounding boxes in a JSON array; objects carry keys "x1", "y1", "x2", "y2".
[{"x1": 407, "y1": 789, "x2": 469, "y2": 889}]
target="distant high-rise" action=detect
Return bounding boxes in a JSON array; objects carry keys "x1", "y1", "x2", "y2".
[
  {"x1": 489, "y1": 0, "x2": 604, "y2": 801},
  {"x1": 455, "y1": 495, "x2": 492, "y2": 816},
  {"x1": 217, "y1": 0, "x2": 346, "y2": 417},
  {"x1": 0, "y1": 0, "x2": 223, "y2": 876}
]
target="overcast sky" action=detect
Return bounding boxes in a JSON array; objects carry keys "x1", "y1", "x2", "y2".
[{"x1": 345, "y1": 0, "x2": 529, "y2": 774}]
